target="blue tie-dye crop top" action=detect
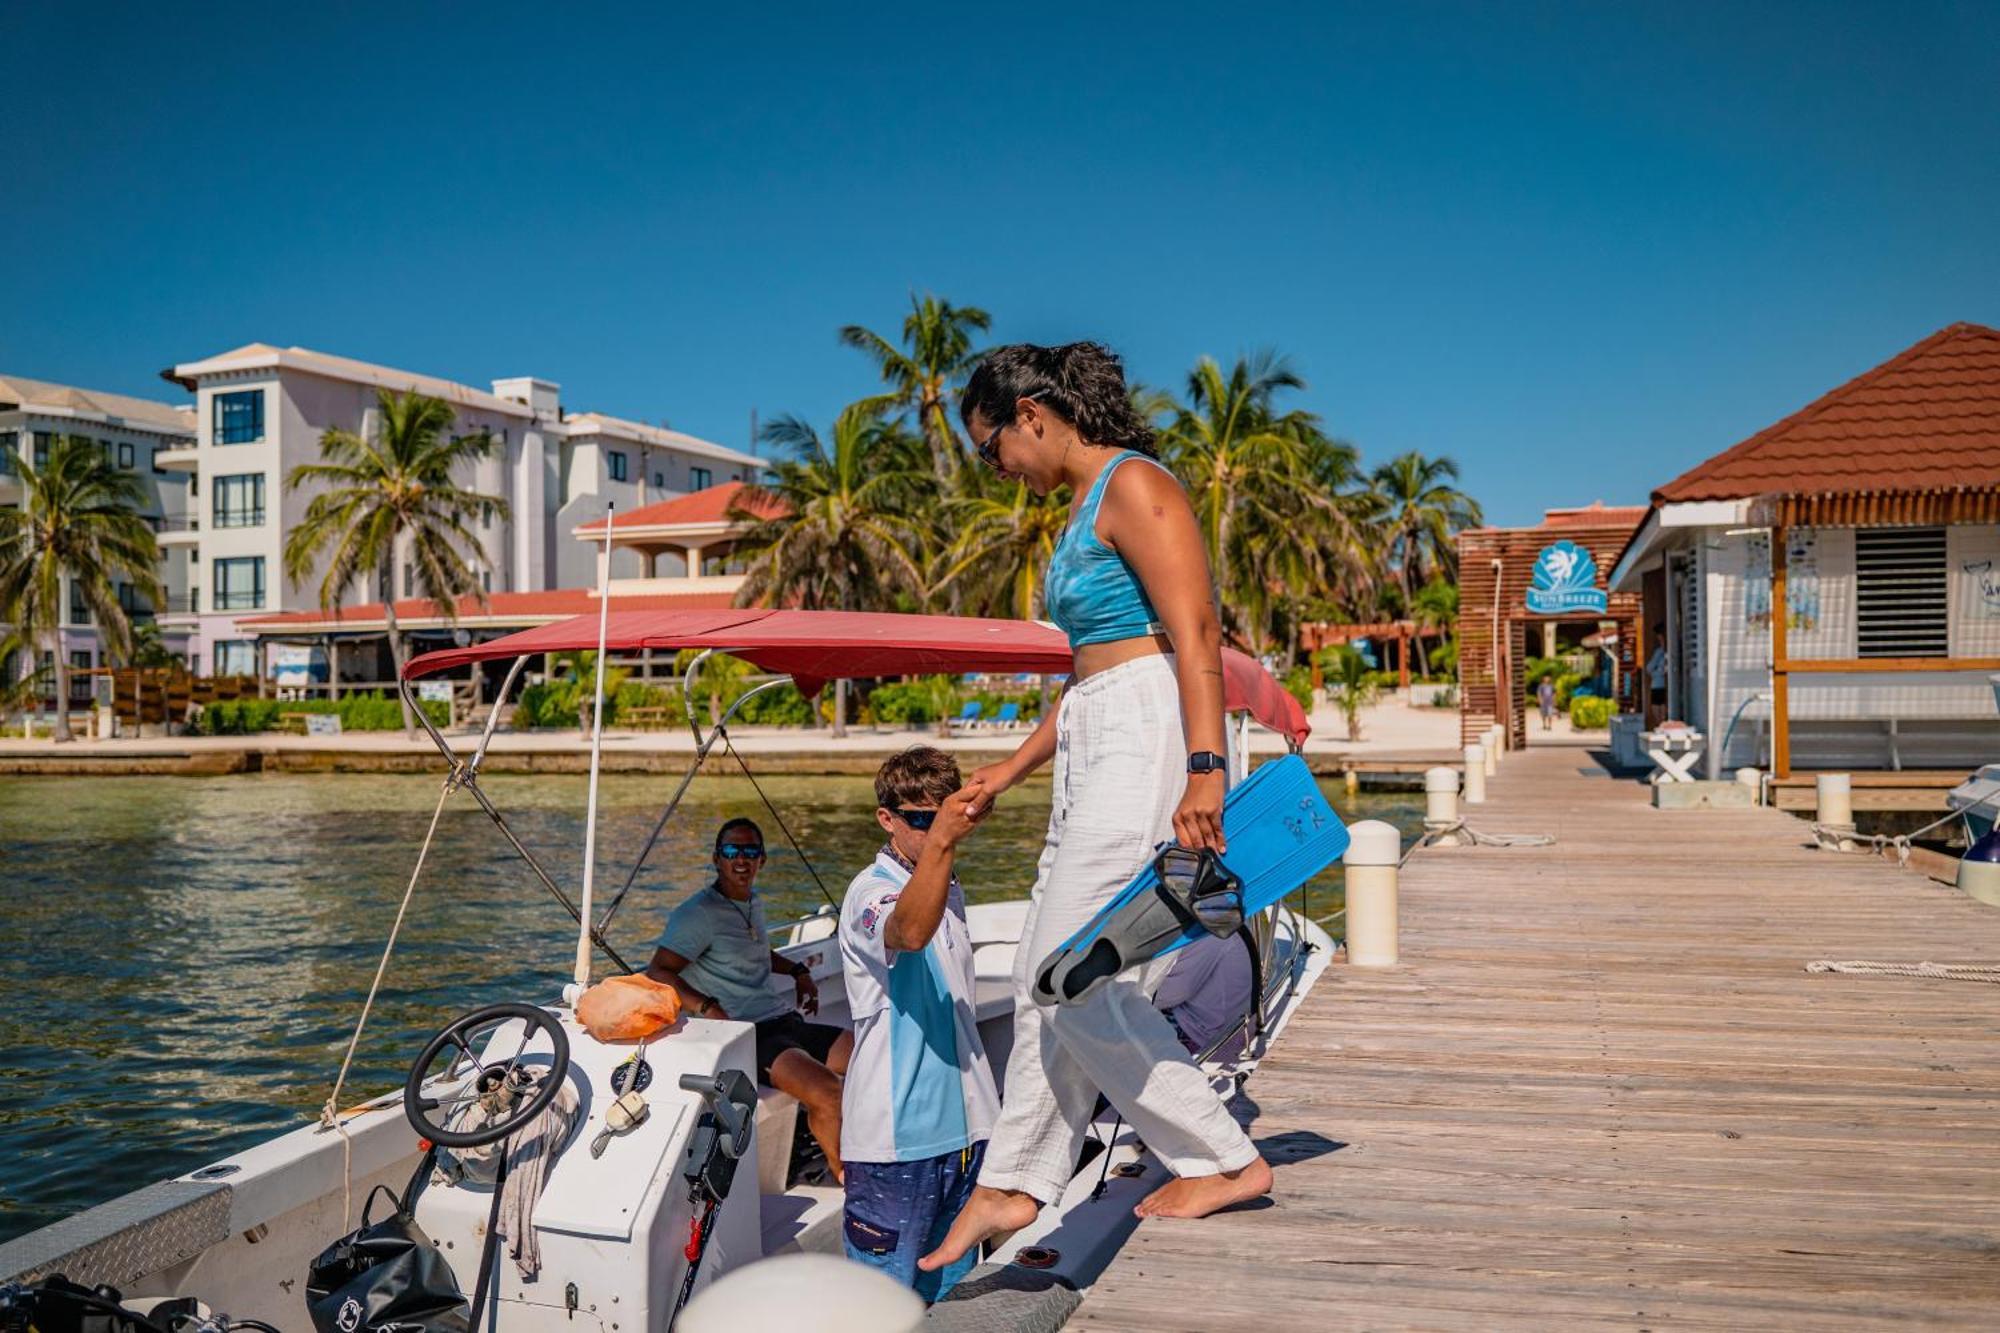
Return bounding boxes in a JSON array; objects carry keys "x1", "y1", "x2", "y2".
[{"x1": 1045, "y1": 452, "x2": 1168, "y2": 648}]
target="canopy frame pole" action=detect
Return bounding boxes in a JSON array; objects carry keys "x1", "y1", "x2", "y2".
[
  {"x1": 397, "y1": 670, "x2": 632, "y2": 974},
  {"x1": 574, "y1": 506, "x2": 616, "y2": 990},
  {"x1": 594, "y1": 673, "x2": 794, "y2": 937},
  {"x1": 470, "y1": 655, "x2": 528, "y2": 776}
]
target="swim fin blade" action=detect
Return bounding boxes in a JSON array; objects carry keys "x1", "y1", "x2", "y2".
[{"x1": 1033, "y1": 753, "x2": 1350, "y2": 1007}]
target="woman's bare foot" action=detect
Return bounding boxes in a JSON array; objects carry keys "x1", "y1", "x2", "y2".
[
  {"x1": 1133, "y1": 1156, "x2": 1272, "y2": 1219},
  {"x1": 917, "y1": 1186, "x2": 1041, "y2": 1272}
]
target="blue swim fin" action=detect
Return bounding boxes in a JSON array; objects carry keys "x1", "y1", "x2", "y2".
[{"x1": 1033, "y1": 753, "x2": 1350, "y2": 1006}]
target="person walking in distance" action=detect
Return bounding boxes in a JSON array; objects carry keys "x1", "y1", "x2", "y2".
[{"x1": 921, "y1": 343, "x2": 1271, "y2": 1274}]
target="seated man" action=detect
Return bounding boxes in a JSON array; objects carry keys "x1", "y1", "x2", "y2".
[{"x1": 645, "y1": 817, "x2": 853, "y2": 1175}]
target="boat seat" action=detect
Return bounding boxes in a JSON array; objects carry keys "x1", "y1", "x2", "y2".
[{"x1": 754, "y1": 1084, "x2": 800, "y2": 1195}]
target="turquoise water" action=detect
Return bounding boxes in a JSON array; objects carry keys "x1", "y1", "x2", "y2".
[{"x1": 0, "y1": 771, "x2": 1416, "y2": 1243}]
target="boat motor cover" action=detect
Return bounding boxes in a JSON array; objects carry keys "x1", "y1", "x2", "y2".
[
  {"x1": 306, "y1": 1183, "x2": 470, "y2": 1333},
  {"x1": 575, "y1": 972, "x2": 683, "y2": 1042}
]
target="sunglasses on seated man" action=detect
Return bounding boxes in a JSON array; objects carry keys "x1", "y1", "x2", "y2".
[
  {"x1": 717, "y1": 843, "x2": 766, "y2": 860},
  {"x1": 889, "y1": 807, "x2": 938, "y2": 831}
]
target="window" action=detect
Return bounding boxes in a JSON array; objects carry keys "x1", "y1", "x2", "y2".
[
  {"x1": 1855, "y1": 527, "x2": 1948, "y2": 658},
  {"x1": 607, "y1": 450, "x2": 629, "y2": 482},
  {"x1": 0, "y1": 431, "x2": 15, "y2": 476},
  {"x1": 118, "y1": 441, "x2": 134, "y2": 469},
  {"x1": 652, "y1": 470, "x2": 665, "y2": 489},
  {"x1": 117, "y1": 583, "x2": 153, "y2": 619},
  {"x1": 213, "y1": 557, "x2": 266, "y2": 610},
  {"x1": 481, "y1": 570, "x2": 491, "y2": 594},
  {"x1": 33, "y1": 432, "x2": 52, "y2": 469},
  {"x1": 152, "y1": 444, "x2": 169, "y2": 474},
  {"x1": 214, "y1": 390, "x2": 264, "y2": 444},
  {"x1": 482, "y1": 501, "x2": 493, "y2": 532},
  {"x1": 213, "y1": 474, "x2": 266, "y2": 527},
  {"x1": 690, "y1": 465, "x2": 712, "y2": 490},
  {"x1": 214, "y1": 640, "x2": 257, "y2": 676},
  {"x1": 69, "y1": 582, "x2": 92, "y2": 624}
]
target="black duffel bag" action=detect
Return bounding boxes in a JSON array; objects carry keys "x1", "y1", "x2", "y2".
[{"x1": 305, "y1": 1173, "x2": 470, "y2": 1333}]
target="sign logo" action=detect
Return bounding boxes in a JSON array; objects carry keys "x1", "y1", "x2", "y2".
[
  {"x1": 336, "y1": 1298, "x2": 364, "y2": 1333},
  {"x1": 1526, "y1": 540, "x2": 1608, "y2": 615}
]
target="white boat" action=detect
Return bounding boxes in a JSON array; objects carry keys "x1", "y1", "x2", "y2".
[
  {"x1": 1947, "y1": 763, "x2": 2000, "y2": 842},
  {"x1": 0, "y1": 610, "x2": 1335, "y2": 1332}
]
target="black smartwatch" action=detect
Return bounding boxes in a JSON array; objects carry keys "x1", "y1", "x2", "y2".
[{"x1": 1187, "y1": 750, "x2": 1227, "y2": 774}]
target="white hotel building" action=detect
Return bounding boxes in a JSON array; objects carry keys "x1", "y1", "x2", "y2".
[
  {"x1": 160, "y1": 344, "x2": 765, "y2": 679},
  {"x1": 1, "y1": 374, "x2": 199, "y2": 700}
]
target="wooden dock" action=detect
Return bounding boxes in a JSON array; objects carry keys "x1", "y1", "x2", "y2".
[{"x1": 1075, "y1": 743, "x2": 2000, "y2": 1330}]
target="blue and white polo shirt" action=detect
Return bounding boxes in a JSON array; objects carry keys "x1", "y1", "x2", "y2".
[{"x1": 836, "y1": 848, "x2": 1000, "y2": 1164}]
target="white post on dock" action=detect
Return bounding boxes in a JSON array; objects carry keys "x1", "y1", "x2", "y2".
[
  {"x1": 1463, "y1": 744, "x2": 1487, "y2": 805},
  {"x1": 1424, "y1": 766, "x2": 1461, "y2": 846},
  {"x1": 1816, "y1": 772, "x2": 1855, "y2": 851},
  {"x1": 1483, "y1": 726, "x2": 1501, "y2": 776},
  {"x1": 1735, "y1": 767, "x2": 1762, "y2": 806},
  {"x1": 1344, "y1": 820, "x2": 1402, "y2": 966}
]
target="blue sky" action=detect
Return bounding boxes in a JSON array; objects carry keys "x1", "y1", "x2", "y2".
[{"x1": 4, "y1": 3, "x2": 1996, "y2": 524}]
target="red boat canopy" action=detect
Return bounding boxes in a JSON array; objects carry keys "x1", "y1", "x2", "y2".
[{"x1": 402, "y1": 608, "x2": 1309, "y2": 744}]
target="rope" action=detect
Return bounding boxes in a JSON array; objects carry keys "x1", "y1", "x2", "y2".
[
  {"x1": 721, "y1": 729, "x2": 840, "y2": 913},
  {"x1": 1809, "y1": 785, "x2": 1995, "y2": 868},
  {"x1": 1404, "y1": 820, "x2": 1556, "y2": 865},
  {"x1": 1806, "y1": 959, "x2": 2000, "y2": 984},
  {"x1": 319, "y1": 775, "x2": 456, "y2": 1228}
]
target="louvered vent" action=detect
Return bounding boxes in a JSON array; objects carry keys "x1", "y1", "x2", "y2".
[{"x1": 1854, "y1": 527, "x2": 1947, "y2": 657}]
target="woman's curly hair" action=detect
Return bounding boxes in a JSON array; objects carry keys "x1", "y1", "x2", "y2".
[{"x1": 959, "y1": 342, "x2": 1158, "y2": 458}]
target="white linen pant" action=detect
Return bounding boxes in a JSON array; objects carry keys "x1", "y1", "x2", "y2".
[{"x1": 980, "y1": 654, "x2": 1259, "y2": 1204}]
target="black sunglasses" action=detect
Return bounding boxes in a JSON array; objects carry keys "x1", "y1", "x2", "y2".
[
  {"x1": 716, "y1": 843, "x2": 766, "y2": 860},
  {"x1": 975, "y1": 391, "x2": 1050, "y2": 470},
  {"x1": 890, "y1": 807, "x2": 938, "y2": 831}
]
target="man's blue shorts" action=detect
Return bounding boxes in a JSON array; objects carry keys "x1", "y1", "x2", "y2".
[{"x1": 841, "y1": 1141, "x2": 986, "y2": 1302}]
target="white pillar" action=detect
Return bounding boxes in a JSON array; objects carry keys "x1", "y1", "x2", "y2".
[
  {"x1": 1463, "y1": 745, "x2": 1486, "y2": 805},
  {"x1": 1735, "y1": 767, "x2": 1761, "y2": 804},
  {"x1": 684, "y1": 543, "x2": 705, "y2": 580},
  {"x1": 1483, "y1": 728, "x2": 1499, "y2": 777},
  {"x1": 1344, "y1": 820, "x2": 1402, "y2": 967},
  {"x1": 1424, "y1": 766, "x2": 1461, "y2": 846},
  {"x1": 1816, "y1": 772, "x2": 1854, "y2": 849}
]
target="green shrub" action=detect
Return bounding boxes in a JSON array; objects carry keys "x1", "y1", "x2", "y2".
[
  {"x1": 1569, "y1": 695, "x2": 1615, "y2": 730},
  {"x1": 192, "y1": 691, "x2": 444, "y2": 734},
  {"x1": 517, "y1": 679, "x2": 579, "y2": 729},
  {"x1": 1281, "y1": 666, "x2": 1314, "y2": 713},
  {"x1": 735, "y1": 682, "x2": 812, "y2": 726},
  {"x1": 869, "y1": 681, "x2": 941, "y2": 725}
]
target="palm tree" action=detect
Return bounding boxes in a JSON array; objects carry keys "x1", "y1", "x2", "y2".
[
  {"x1": 839, "y1": 295, "x2": 991, "y2": 485},
  {"x1": 1161, "y1": 353, "x2": 1369, "y2": 650},
  {"x1": 1411, "y1": 576, "x2": 1459, "y2": 682},
  {"x1": 732, "y1": 397, "x2": 927, "y2": 736},
  {"x1": 0, "y1": 436, "x2": 163, "y2": 741},
  {"x1": 937, "y1": 480, "x2": 1070, "y2": 621},
  {"x1": 1370, "y1": 451, "x2": 1483, "y2": 610},
  {"x1": 284, "y1": 389, "x2": 508, "y2": 734},
  {"x1": 1325, "y1": 644, "x2": 1380, "y2": 742}
]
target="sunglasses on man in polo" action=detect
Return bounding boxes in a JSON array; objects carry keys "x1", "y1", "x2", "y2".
[
  {"x1": 890, "y1": 807, "x2": 938, "y2": 831},
  {"x1": 717, "y1": 843, "x2": 766, "y2": 860}
]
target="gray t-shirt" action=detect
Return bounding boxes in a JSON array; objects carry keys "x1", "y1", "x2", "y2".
[{"x1": 655, "y1": 885, "x2": 787, "y2": 1023}]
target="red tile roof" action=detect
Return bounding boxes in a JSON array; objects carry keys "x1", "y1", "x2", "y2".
[
  {"x1": 575, "y1": 481, "x2": 784, "y2": 533},
  {"x1": 239, "y1": 587, "x2": 738, "y2": 630},
  {"x1": 1536, "y1": 503, "x2": 1650, "y2": 530},
  {"x1": 1656, "y1": 322, "x2": 2000, "y2": 503}
]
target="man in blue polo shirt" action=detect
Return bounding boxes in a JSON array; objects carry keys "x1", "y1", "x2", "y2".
[{"x1": 837, "y1": 747, "x2": 999, "y2": 1300}]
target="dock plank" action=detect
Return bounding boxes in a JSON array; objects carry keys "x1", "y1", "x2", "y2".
[{"x1": 1073, "y1": 744, "x2": 2000, "y2": 1330}]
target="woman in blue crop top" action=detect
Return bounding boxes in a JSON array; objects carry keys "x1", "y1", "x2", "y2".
[{"x1": 920, "y1": 343, "x2": 1270, "y2": 1274}]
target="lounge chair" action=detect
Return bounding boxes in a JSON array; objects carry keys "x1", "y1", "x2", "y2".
[
  {"x1": 949, "y1": 700, "x2": 984, "y2": 735},
  {"x1": 992, "y1": 701, "x2": 1021, "y2": 730}
]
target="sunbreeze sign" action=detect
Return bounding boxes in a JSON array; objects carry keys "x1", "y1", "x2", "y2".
[{"x1": 1526, "y1": 539, "x2": 1608, "y2": 615}]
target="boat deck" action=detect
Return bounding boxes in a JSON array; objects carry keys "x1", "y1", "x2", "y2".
[{"x1": 1074, "y1": 743, "x2": 2000, "y2": 1330}]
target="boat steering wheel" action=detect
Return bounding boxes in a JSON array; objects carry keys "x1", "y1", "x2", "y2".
[{"x1": 403, "y1": 1002, "x2": 571, "y2": 1150}]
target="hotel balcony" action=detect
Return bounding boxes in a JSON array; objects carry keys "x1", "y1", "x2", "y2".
[
  {"x1": 603, "y1": 573, "x2": 748, "y2": 599},
  {"x1": 151, "y1": 445, "x2": 200, "y2": 470},
  {"x1": 159, "y1": 591, "x2": 201, "y2": 624},
  {"x1": 152, "y1": 515, "x2": 200, "y2": 545}
]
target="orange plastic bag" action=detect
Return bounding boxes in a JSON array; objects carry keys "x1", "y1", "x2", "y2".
[{"x1": 576, "y1": 973, "x2": 683, "y2": 1042}]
